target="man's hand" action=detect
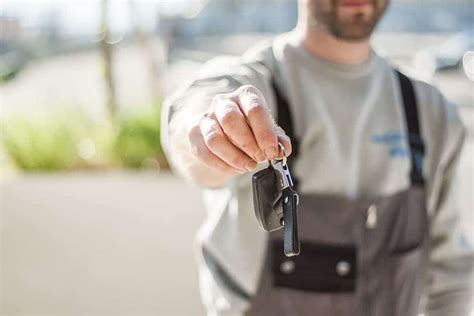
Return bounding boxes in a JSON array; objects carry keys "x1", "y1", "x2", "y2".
[{"x1": 187, "y1": 85, "x2": 292, "y2": 176}]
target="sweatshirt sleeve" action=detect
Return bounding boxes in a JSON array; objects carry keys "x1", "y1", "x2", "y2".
[{"x1": 423, "y1": 88, "x2": 474, "y2": 315}]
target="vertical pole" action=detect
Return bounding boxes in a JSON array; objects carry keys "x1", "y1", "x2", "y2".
[{"x1": 100, "y1": 0, "x2": 118, "y2": 120}]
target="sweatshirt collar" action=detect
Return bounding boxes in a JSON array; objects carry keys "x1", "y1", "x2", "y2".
[{"x1": 289, "y1": 32, "x2": 378, "y2": 78}]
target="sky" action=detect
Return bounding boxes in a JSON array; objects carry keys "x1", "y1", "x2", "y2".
[
  {"x1": 0, "y1": 0, "x2": 202, "y2": 36},
  {"x1": 1, "y1": 0, "x2": 472, "y2": 37}
]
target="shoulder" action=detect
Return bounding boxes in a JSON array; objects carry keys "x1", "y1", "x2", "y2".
[
  {"x1": 191, "y1": 32, "x2": 300, "y2": 87},
  {"x1": 398, "y1": 68, "x2": 465, "y2": 140},
  {"x1": 390, "y1": 67, "x2": 464, "y2": 136},
  {"x1": 165, "y1": 38, "x2": 283, "y2": 115},
  {"x1": 196, "y1": 34, "x2": 285, "y2": 81},
  {"x1": 397, "y1": 69, "x2": 466, "y2": 188},
  {"x1": 183, "y1": 37, "x2": 280, "y2": 92}
]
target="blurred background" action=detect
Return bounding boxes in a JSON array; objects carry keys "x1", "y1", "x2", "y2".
[{"x1": 0, "y1": 0, "x2": 473, "y2": 315}]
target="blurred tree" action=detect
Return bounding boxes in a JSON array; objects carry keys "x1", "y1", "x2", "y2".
[
  {"x1": 128, "y1": 0, "x2": 163, "y2": 102},
  {"x1": 100, "y1": 0, "x2": 118, "y2": 120}
]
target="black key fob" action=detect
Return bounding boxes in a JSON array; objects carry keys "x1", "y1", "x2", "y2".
[
  {"x1": 252, "y1": 145, "x2": 300, "y2": 257},
  {"x1": 252, "y1": 165, "x2": 283, "y2": 232}
]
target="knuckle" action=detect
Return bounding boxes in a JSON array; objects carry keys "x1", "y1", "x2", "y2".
[
  {"x1": 197, "y1": 148, "x2": 212, "y2": 162},
  {"x1": 191, "y1": 142, "x2": 208, "y2": 160},
  {"x1": 220, "y1": 110, "x2": 240, "y2": 128},
  {"x1": 231, "y1": 156, "x2": 246, "y2": 168},
  {"x1": 212, "y1": 92, "x2": 234, "y2": 107},
  {"x1": 211, "y1": 93, "x2": 226, "y2": 105},
  {"x1": 260, "y1": 129, "x2": 277, "y2": 144},
  {"x1": 204, "y1": 131, "x2": 224, "y2": 148},
  {"x1": 238, "y1": 85, "x2": 264, "y2": 105},
  {"x1": 238, "y1": 84, "x2": 259, "y2": 95},
  {"x1": 246, "y1": 103, "x2": 265, "y2": 117},
  {"x1": 187, "y1": 125, "x2": 201, "y2": 143}
]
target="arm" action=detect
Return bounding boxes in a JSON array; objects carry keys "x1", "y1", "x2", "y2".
[
  {"x1": 161, "y1": 71, "x2": 291, "y2": 188},
  {"x1": 425, "y1": 114, "x2": 474, "y2": 315}
]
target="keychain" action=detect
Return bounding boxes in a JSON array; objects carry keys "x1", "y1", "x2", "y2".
[{"x1": 252, "y1": 143, "x2": 300, "y2": 257}]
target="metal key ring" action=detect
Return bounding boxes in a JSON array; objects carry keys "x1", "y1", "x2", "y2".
[{"x1": 278, "y1": 142, "x2": 287, "y2": 166}]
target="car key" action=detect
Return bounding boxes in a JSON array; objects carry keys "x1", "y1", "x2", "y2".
[{"x1": 252, "y1": 143, "x2": 300, "y2": 257}]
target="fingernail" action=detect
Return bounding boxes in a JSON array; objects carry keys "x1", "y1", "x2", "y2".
[
  {"x1": 255, "y1": 152, "x2": 266, "y2": 162},
  {"x1": 264, "y1": 147, "x2": 277, "y2": 160},
  {"x1": 245, "y1": 161, "x2": 257, "y2": 171}
]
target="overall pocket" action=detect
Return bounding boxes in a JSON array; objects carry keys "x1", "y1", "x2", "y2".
[
  {"x1": 387, "y1": 189, "x2": 428, "y2": 255},
  {"x1": 271, "y1": 239, "x2": 357, "y2": 292}
]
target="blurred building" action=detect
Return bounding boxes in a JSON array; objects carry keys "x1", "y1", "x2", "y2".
[
  {"x1": 159, "y1": 0, "x2": 473, "y2": 58},
  {"x1": 0, "y1": 16, "x2": 28, "y2": 81},
  {"x1": 0, "y1": 16, "x2": 21, "y2": 41}
]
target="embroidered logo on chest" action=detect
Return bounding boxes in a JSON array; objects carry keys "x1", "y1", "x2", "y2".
[{"x1": 371, "y1": 132, "x2": 409, "y2": 158}]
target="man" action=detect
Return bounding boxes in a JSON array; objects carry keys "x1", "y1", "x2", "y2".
[{"x1": 161, "y1": 0, "x2": 473, "y2": 315}]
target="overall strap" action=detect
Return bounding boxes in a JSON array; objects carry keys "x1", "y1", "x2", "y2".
[{"x1": 396, "y1": 70, "x2": 425, "y2": 186}]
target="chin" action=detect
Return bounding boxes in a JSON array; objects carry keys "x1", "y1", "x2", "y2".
[
  {"x1": 332, "y1": 23, "x2": 375, "y2": 41},
  {"x1": 335, "y1": 33, "x2": 372, "y2": 42}
]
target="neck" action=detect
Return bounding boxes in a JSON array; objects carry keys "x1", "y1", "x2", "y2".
[{"x1": 297, "y1": 21, "x2": 372, "y2": 65}]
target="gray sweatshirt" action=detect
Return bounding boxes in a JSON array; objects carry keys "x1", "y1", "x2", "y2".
[{"x1": 162, "y1": 32, "x2": 473, "y2": 315}]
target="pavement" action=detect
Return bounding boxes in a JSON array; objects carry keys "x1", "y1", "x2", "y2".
[{"x1": 1, "y1": 172, "x2": 207, "y2": 316}]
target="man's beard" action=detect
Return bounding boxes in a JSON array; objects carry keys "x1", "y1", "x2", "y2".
[{"x1": 308, "y1": 0, "x2": 389, "y2": 41}]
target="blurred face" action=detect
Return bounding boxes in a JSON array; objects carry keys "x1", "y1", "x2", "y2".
[{"x1": 306, "y1": 0, "x2": 389, "y2": 41}]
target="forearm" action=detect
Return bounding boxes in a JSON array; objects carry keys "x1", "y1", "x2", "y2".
[{"x1": 424, "y1": 114, "x2": 473, "y2": 315}]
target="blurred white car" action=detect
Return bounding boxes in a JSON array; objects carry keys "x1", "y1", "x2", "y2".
[
  {"x1": 463, "y1": 51, "x2": 474, "y2": 81},
  {"x1": 415, "y1": 27, "x2": 474, "y2": 74}
]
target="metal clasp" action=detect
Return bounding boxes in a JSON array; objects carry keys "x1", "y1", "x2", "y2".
[
  {"x1": 271, "y1": 143, "x2": 293, "y2": 189},
  {"x1": 270, "y1": 143, "x2": 299, "y2": 206}
]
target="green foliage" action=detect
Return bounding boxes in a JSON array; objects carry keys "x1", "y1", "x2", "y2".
[
  {"x1": 113, "y1": 106, "x2": 164, "y2": 169},
  {"x1": 1, "y1": 105, "x2": 166, "y2": 172},
  {"x1": 1, "y1": 112, "x2": 86, "y2": 171}
]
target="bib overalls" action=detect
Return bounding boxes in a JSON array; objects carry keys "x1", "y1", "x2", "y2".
[{"x1": 245, "y1": 70, "x2": 429, "y2": 316}]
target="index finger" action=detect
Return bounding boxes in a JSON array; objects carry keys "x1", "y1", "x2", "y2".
[{"x1": 235, "y1": 85, "x2": 278, "y2": 160}]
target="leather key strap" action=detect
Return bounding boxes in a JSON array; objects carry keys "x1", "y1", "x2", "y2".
[{"x1": 282, "y1": 187, "x2": 300, "y2": 257}]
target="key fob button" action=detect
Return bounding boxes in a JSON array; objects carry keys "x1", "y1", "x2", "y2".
[{"x1": 280, "y1": 260, "x2": 295, "y2": 274}]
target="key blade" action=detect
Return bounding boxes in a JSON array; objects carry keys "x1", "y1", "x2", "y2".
[{"x1": 282, "y1": 188, "x2": 300, "y2": 257}]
